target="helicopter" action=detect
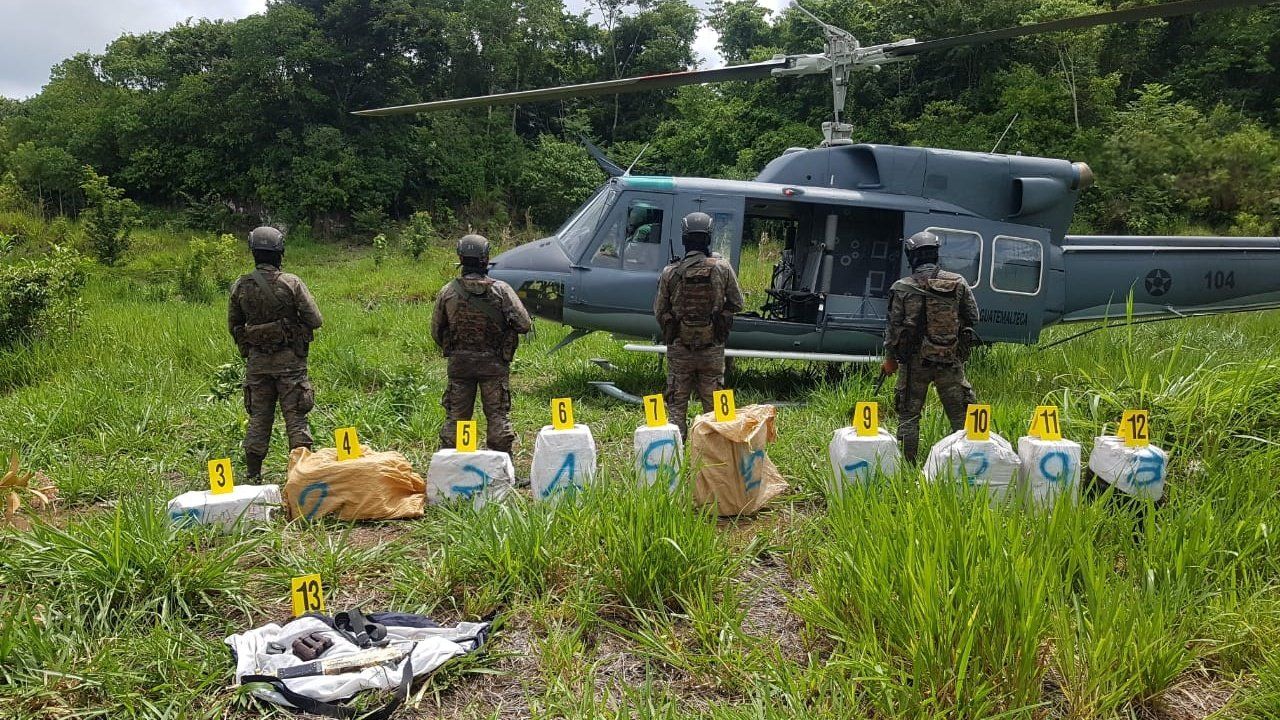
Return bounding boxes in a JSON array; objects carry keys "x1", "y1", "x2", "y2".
[{"x1": 357, "y1": 0, "x2": 1280, "y2": 363}]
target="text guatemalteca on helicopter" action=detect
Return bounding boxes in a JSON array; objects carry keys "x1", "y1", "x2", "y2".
[{"x1": 358, "y1": 0, "x2": 1280, "y2": 363}]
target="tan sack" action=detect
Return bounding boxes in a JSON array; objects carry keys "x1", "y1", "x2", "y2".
[
  {"x1": 285, "y1": 447, "x2": 426, "y2": 521},
  {"x1": 688, "y1": 404, "x2": 787, "y2": 516}
]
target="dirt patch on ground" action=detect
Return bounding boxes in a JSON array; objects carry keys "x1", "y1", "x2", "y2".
[
  {"x1": 1138, "y1": 670, "x2": 1237, "y2": 720},
  {"x1": 406, "y1": 613, "x2": 542, "y2": 719},
  {"x1": 739, "y1": 553, "x2": 810, "y2": 664}
]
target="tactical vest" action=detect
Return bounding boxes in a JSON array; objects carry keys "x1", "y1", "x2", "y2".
[
  {"x1": 446, "y1": 278, "x2": 516, "y2": 362},
  {"x1": 892, "y1": 268, "x2": 966, "y2": 364},
  {"x1": 241, "y1": 270, "x2": 306, "y2": 355},
  {"x1": 670, "y1": 254, "x2": 726, "y2": 349}
]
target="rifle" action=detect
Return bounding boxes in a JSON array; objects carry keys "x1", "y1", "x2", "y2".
[{"x1": 272, "y1": 645, "x2": 410, "y2": 679}]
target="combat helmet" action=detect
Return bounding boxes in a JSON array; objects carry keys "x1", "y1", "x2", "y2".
[
  {"x1": 681, "y1": 212, "x2": 713, "y2": 247},
  {"x1": 248, "y1": 226, "x2": 285, "y2": 252},
  {"x1": 904, "y1": 230, "x2": 940, "y2": 253},
  {"x1": 457, "y1": 234, "x2": 490, "y2": 264}
]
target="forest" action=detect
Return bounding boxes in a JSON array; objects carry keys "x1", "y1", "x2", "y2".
[{"x1": 1, "y1": 0, "x2": 1279, "y2": 237}]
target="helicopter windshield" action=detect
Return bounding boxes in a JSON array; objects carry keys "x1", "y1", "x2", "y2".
[{"x1": 556, "y1": 187, "x2": 614, "y2": 261}]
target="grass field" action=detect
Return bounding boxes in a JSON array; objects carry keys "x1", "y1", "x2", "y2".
[{"x1": 2, "y1": 228, "x2": 1280, "y2": 719}]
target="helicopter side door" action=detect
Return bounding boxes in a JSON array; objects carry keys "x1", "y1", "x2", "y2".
[
  {"x1": 903, "y1": 213, "x2": 1050, "y2": 344},
  {"x1": 576, "y1": 190, "x2": 676, "y2": 337}
]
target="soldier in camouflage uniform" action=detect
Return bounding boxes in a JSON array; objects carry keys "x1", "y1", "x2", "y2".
[
  {"x1": 654, "y1": 212, "x2": 745, "y2": 439},
  {"x1": 882, "y1": 230, "x2": 980, "y2": 463},
  {"x1": 228, "y1": 226, "x2": 324, "y2": 480},
  {"x1": 431, "y1": 234, "x2": 532, "y2": 456}
]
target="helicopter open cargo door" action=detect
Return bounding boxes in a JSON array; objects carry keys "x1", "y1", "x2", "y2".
[
  {"x1": 577, "y1": 190, "x2": 676, "y2": 338},
  {"x1": 903, "y1": 213, "x2": 1053, "y2": 344}
]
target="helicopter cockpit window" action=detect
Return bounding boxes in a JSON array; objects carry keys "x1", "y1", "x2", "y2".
[
  {"x1": 557, "y1": 188, "x2": 613, "y2": 261},
  {"x1": 591, "y1": 201, "x2": 667, "y2": 270},
  {"x1": 927, "y1": 227, "x2": 982, "y2": 287},
  {"x1": 991, "y1": 236, "x2": 1043, "y2": 295}
]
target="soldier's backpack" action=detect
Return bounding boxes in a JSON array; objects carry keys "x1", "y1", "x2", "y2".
[
  {"x1": 671, "y1": 255, "x2": 726, "y2": 348},
  {"x1": 446, "y1": 278, "x2": 513, "y2": 360},
  {"x1": 243, "y1": 270, "x2": 303, "y2": 354},
  {"x1": 892, "y1": 268, "x2": 965, "y2": 364}
]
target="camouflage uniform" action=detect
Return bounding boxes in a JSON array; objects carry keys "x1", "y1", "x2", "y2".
[
  {"x1": 431, "y1": 272, "x2": 532, "y2": 455},
  {"x1": 228, "y1": 264, "x2": 324, "y2": 459},
  {"x1": 654, "y1": 250, "x2": 745, "y2": 438},
  {"x1": 884, "y1": 262, "x2": 980, "y2": 462}
]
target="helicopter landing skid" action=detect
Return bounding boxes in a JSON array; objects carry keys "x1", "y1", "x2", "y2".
[{"x1": 622, "y1": 344, "x2": 880, "y2": 364}]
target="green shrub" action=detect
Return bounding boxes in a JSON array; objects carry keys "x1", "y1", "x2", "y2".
[
  {"x1": 0, "y1": 245, "x2": 87, "y2": 347},
  {"x1": 353, "y1": 206, "x2": 387, "y2": 240},
  {"x1": 372, "y1": 232, "x2": 388, "y2": 266},
  {"x1": 80, "y1": 168, "x2": 139, "y2": 267},
  {"x1": 402, "y1": 210, "x2": 437, "y2": 261},
  {"x1": 176, "y1": 233, "x2": 239, "y2": 302}
]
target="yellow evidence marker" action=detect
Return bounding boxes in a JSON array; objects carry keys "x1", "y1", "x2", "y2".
[
  {"x1": 1119, "y1": 409, "x2": 1151, "y2": 448},
  {"x1": 713, "y1": 389, "x2": 737, "y2": 422},
  {"x1": 853, "y1": 401, "x2": 879, "y2": 437},
  {"x1": 335, "y1": 427, "x2": 363, "y2": 461},
  {"x1": 551, "y1": 397, "x2": 575, "y2": 430},
  {"x1": 456, "y1": 420, "x2": 477, "y2": 453},
  {"x1": 291, "y1": 574, "x2": 326, "y2": 616},
  {"x1": 1028, "y1": 405, "x2": 1063, "y2": 441},
  {"x1": 643, "y1": 394, "x2": 668, "y2": 427},
  {"x1": 965, "y1": 404, "x2": 993, "y2": 441},
  {"x1": 207, "y1": 458, "x2": 234, "y2": 495}
]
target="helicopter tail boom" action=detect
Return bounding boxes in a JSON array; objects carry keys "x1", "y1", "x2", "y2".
[{"x1": 1058, "y1": 235, "x2": 1280, "y2": 323}]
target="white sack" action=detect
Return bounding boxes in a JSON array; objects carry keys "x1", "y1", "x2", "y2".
[
  {"x1": 530, "y1": 425, "x2": 597, "y2": 501},
  {"x1": 226, "y1": 616, "x2": 487, "y2": 710},
  {"x1": 1089, "y1": 436, "x2": 1169, "y2": 501},
  {"x1": 167, "y1": 484, "x2": 280, "y2": 532},
  {"x1": 827, "y1": 427, "x2": 900, "y2": 490},
  {"x1": 425, "y1": 449, "x2": 514, "y2": 509},
  {"x1": 924, "y1": 430, "x2": 1021, "y2": 504},
  {"x1": 1016, "y1": 436, "x2": 1081, "y2": 507},
  {"x1": 634, "y1": 424, "x2": 682, "y2": 489}
]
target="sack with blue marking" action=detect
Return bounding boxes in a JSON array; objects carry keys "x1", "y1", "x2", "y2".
[
  {"x1": 688, "y1": 404, "x2": 787, "y2": 516},
  {"x1": 285, "y1": 447, "x2": 426, "y2": 521},
  {"x1": 923, "y1": 429, "x2": 1022, "y2": 504},
  {"x1": 1088, "y1": 436, "x2": 1169, "y2": 501}
]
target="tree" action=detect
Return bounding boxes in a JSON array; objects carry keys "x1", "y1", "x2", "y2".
[{"x1": 80, "y1": 168, "x2": 139, "y2": 266}]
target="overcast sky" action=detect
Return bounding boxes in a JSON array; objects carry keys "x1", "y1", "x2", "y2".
[{"x1": 0, "y1": 0, "x2": 791, "y2": 100}]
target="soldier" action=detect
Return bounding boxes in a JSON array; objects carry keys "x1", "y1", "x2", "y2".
[
  {"x1": 882, "y1": 230, "x2": 980, "y2": 463},
  {"x1": 228, "y1": 226, "x2": 324, "y2": 480},
  {"x1": 654, "y1": 212, "x2": 745, "y2": 439},
  {"x1": 432, "y1": 234, "x2": 532, "y2": 456}
]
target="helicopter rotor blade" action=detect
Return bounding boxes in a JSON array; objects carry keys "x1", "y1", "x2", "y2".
[
  {"x1": 886, "y1": 0, "x2": 1274, "y2": 58},
  {"x1": 353, "y1": 58, "x2": 789, "y2": 116}
]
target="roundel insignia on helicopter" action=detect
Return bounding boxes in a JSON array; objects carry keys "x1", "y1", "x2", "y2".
[{"x1": 1145, "y1": 269, "x2": 1173, "y2": 297}]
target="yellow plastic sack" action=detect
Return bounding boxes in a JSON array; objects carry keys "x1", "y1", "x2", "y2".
[
  {"x1": 285, "y1": 447, "x2": 425, "y2": 521},
  {"x1": 688, "y1": 404, "x2": 787, "y2": 516}
]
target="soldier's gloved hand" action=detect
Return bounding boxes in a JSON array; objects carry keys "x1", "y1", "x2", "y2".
[{"x1": 881, "y1": 358, "x2": 899, "y2": 375}]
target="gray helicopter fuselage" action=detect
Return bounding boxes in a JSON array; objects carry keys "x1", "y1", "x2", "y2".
[{"x1": 490, "y1": 143, "x2": 1280, "y2": 357}]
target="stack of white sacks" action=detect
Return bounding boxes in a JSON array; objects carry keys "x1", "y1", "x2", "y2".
[
  {"x1": 530, "y1": 424, "x2": 598, "y2": 501},
  {"x1": 167, "y1": 484, "x2": 281, "y2": 532},
  {"x1": 923, "y1": 430, "x2": 1023, "y2": 504},
  {"x1": 425, "y1": 449, "x2": 516, "y2": 509},
  {"x1": 1089, "y1": 436, "x2": 1169, "y2": 501},
  {"x1": 634, "y1": 423, "x2": 683, "y2": 489},
  {"x1": 827, "y1": 427, "x2": 900, "y2": 490}
]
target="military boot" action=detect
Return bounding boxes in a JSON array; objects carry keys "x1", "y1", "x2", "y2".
[{"x1": 246, "y1": 453, "x2": 266, "y2": 481}]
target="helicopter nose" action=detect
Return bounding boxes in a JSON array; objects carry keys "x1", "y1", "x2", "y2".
[{"x1": 490, "y1": 237, "x2": 571, "y2": 323}]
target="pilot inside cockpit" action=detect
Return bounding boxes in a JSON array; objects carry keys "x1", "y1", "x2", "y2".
[{"x1": 623, "y1": 206, "x2": 663, "y2": 267}]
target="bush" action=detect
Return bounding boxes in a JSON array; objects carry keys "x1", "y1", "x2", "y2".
[
  {"x1": 372, "y1": 233, "x2": 388, "y2": 267},
  {"x1": 402, "y1": 210, "x2": 437, "y2": 261},
  {"x1": 80, "y1": 168, "x2": 139, "y2": 267},
  {"x1": 353, "y1": 206, "x2": 387, "y2": 240},
  {"x1": 176, "y1": 233, "x2": 239, "y2": 302},
  {"x1": 0, "y1": 245, "x2": 87, "y2": 347}
]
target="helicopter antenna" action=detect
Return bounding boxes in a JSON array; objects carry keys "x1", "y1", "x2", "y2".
[
  {"x1": 990, "y1": 113, "x2": 1019, "y2": 154},
  {"x1": 624, "y1": 143, "x2": 651, "y2": 176}
]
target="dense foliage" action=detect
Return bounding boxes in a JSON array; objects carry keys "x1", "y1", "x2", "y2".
[{"x1": 1, "y1": 0, "x2": 1278, "y2": 235}]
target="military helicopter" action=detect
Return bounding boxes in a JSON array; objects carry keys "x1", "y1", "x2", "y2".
[{"x1": 358, "y1": 0, "x2": 1280, "y2": 363}]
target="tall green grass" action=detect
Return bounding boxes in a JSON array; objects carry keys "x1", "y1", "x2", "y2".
[{"x1": 2, "y1": 229, "x2": 1280, "y2": 718}]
